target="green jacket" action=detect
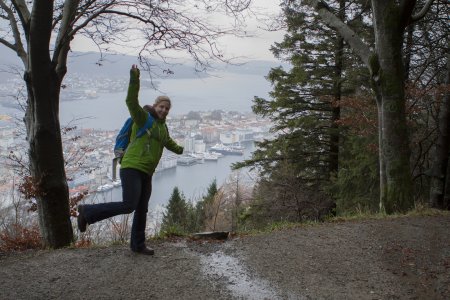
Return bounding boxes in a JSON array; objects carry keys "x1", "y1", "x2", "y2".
[{"x1": 120, "y1": 69, "x2": 183, "y2": 174}]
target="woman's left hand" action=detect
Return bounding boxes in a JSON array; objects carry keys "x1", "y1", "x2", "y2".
[{"x1": 130, "y1": 64, "x2": 140, "y2": 81}]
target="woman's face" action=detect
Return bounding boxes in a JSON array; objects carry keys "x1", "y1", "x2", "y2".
[{"x1": 154, "y1": 101, "x2": 171, "y2": 119}]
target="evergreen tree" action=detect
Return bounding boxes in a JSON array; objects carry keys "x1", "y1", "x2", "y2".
[
  {"x1": 191, "y1": 179, "x2": 218, "y2": 232},
  {"x1": 204, "y1": 179, "x2": 218, "y2": 204},
  {"x1": 185, "y1": 201, "x2": 199, "y2": 233},
  {"x1": 161, "y1": 180, "x2": 220, "y2": 235},
  {"x1": 235, "y1": 1, "x2": 370, "y2": 216},
  {"x1": 161, "y1": 187, "x2": 189, "y2": 235}
]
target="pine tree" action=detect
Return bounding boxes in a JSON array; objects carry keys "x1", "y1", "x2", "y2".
[
  {"x1": 191, "y1": 179, "x2": 218, "y2": 232},
  {"x1": 204, "y1": 179, "x2": 218, "y2": 204},
  {"x1": 235, "y1": 1, "x2": 370, "y2": 216},
  {"x1": 161, "y1": 187, "x2": 189, "y2": 235}
]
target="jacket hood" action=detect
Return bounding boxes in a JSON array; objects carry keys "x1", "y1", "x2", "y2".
[{"x1": 143, "y1": 104, "x2": 165, "y2": 121}]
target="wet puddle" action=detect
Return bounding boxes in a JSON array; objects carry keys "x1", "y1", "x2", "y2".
[{"x1": 200, "y1": 250, "x2": 282, "y2": 299}]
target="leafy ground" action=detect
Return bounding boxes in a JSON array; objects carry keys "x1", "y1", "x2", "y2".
[{"x1": 1, "y1": 214, "x2": 449, "y2": 299}]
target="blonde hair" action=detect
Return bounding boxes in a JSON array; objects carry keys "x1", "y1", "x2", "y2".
[{"x1": 154, "y1": 95, "x2": 171, "y2": 108}]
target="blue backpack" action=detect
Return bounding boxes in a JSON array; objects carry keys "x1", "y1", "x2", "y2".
[
  {"x1": 112, "y1": 113, "x2": 153, "y2": 180},
  {"x1": 114, "y1": 112, "x2": 154, "y2": 159}
]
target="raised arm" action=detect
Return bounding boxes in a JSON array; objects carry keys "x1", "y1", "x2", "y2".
[{"x1": 125, "y1": 64, "x2": 148, "y2": 127}]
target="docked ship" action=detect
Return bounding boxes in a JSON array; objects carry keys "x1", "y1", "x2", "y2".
[
  {"x1": 209, "y1": 143, "x2": 244, "y2": 155},
  {"x1": 96, "y1": 183, "x2": 114, "y2": 192},
  {"x1": 188, "y1": 153, "x2": 205, "y2": 163},
  {"x1": 187, "y1": 152, "x2": 222, "y2": 162},
  {"x1": 203, "y1": 152, "x2": 221, "y2": 161},
  {"x1": 177, "y1": 155, "x2": 198, "y2": 166}
]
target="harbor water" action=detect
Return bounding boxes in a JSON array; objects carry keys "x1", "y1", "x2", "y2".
[{"x1": 85, "y1": 142, "x2": 255, "y2": 210}]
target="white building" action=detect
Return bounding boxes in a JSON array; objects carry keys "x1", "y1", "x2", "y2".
[
  {"x1": 194, "y1": 140, "x2": 206, "y2": 153},
  {"x1": 183, "y1": 137, "x2": 195, "y2": 153},
  {"x1": 219, "y1": 129, "x2": 256, "y2": 144},
  {"x1": 219, "y1": 132, "x2": 239, "y2": 144}
]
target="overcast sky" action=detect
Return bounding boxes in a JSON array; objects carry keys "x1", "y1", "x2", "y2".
[{"x1": 71, "y1": 1, "x2": 285, "y2": 62}]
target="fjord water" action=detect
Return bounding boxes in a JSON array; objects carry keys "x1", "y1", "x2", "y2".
[{"x1": 59, "y1": 72, "x2": 270, "y2": 130}]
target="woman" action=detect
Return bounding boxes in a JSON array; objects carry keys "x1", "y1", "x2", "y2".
[{"x1": 77, "y1": 65, "x2": 183, "y2": 255}]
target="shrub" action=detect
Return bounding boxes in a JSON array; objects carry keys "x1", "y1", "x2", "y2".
[{"x1": 0, "y1": 224, "x2": 42, "y2": 252}]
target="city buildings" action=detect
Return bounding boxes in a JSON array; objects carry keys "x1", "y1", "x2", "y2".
[{"x1": 0, "y1": 109, "x2": 272, "y2": 200}]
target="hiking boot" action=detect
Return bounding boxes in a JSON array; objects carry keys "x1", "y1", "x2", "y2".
[
  {"x1": 77, "y1": 205, "x2": 87, "y2": 232},
  {"x1": 132, "y1": 247, "x2": 155, "y2": 256}
]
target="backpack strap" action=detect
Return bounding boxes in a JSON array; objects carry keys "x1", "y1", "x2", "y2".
[
  {"x1": 136, "y1": 112, "x2": 154, "y2": 138},
  {"x1": 112, "y1": 113, "x2": 154, "y2": 180},
  {"x1": 114, "y1": 117, "x2": 134, "y2": 155}
]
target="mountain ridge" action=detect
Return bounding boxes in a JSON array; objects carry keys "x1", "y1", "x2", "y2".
[{"x1": 0, "y1": 47, "x2": 284, "y2": 81}]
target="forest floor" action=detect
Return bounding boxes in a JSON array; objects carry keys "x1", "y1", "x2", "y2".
[{"x1": 1, "y1": 213, "x2": 449, "y2": 299}]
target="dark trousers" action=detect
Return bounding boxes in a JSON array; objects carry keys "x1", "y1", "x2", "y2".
[{"x1": 83, "y1": 168, "x2": 153, "y2": 251}]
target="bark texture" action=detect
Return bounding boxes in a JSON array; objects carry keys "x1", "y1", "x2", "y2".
[
  {"x1": 371, "y1": 2, "x2": 413, "y2": 213},
  {"x1": 24, "y1": 0, "x2": 73, "y2": 248},
  {"x1": 328, "y1": 0, "x2": 345, "y2": 178}
]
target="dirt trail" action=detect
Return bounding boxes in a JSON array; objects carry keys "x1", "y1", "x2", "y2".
[{"x1": 1, "y1": 214, "x2": 449, "y2": 299}]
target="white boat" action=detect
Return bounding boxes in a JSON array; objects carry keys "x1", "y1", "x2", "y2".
[
  {"x1": 210, "y1": 151, "x2": 224, "y2": 158},
  {"x1": 204, "y1": 152, "x2": 220, "y2": 161},
  {"x1": 189, "y1": 153, "x2": 205, "y2": 163},
  {"x1": 177, "y1": 155, "x2": 198, "y2": 166},
  {"x1": 96, "y1": 183, "x2": 114, "y2": 192},
  {"x1": 210, "y1": 143, "x2": 244, "y2": 155}
]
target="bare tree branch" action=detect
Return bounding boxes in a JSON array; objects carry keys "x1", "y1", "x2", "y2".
[
  {"x1": 411, "y1": 0, "x2": 435, "y2": 22},
  {"x1": 68, "y1": 2, "x2": 115, "y2": 38},
  {"x1": 0, "y1": 36, "x2": 16, "y2": 51},
  {"x1": 11, "y1": 0, "x2": 31, "y2": 37},
  {"x1": 304, "y1": 0, "x2": 372, "y2": 66},
  {"x1": 0, "y1": 0, "x2": 27, "y2": 67},
  {"x1": 53, "y1": 0, "x2": 82, "y2": 78}
]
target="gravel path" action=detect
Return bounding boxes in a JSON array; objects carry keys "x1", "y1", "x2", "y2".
[{"x1": 1, "y1": 214, "x2": 449, "y2": 299}]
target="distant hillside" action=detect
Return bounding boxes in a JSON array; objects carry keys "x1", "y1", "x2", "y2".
[
  {"x1": 66, "y1": 51, "x2": 208, "y2": 79},
  {"x1": 0, "y1": 47, "x2": 284, "y2": 81}
]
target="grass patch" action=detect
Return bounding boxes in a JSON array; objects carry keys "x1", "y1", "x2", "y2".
[
  {"x1": 328, "y1": 203, "x2": 449, "y2": 223},
  {"x1": 405, "y1": 203, "x2": 450, "y2": 217},
  {"x1": 236, "y1": 204, "x2": 450, "y2": 236},
  {"x1": 153, "y1": 225, "x2": 189, "y2": 240},
  {"x1": 237, "y1": 219, "x2": 321, "y2": 236}
]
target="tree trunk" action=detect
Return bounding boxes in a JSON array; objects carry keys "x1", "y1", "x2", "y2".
[
  {"x1": 329, "y1": 0, "x2": 344, "y2": 178},
  {"x1": 443, "y1": 158, "x2": 450, "y2": 209},
  {"x1": 371, "y1": 2, "x2": 413, "y2": 213},
  {"x1": 305, "y1": 0, "x2": 415, "y2": 213},
  {"x1": 429, "y1": 53, "x2": 450, "y2": 209},
  {"x1": 374, "y1": 91, "x2": 387, "y2": 211},
  {"x1": 24, "y1": 0, "x2": 73, "y2": 248}
]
